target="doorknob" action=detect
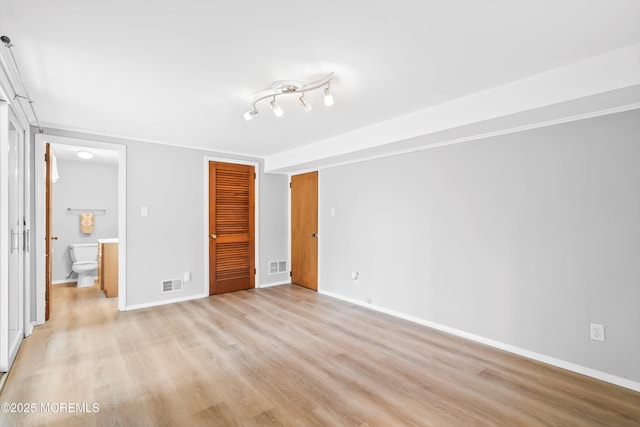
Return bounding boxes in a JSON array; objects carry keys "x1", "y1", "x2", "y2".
[
  {"x1": 210, "y1": 234, "x2": 217, "y2": 239},
  {"x1": 311, "y1": 233, "x2": 318, "y2": 238},
  {"x1": 51, "y1": 236, "x2": 58, "y2": 240}
]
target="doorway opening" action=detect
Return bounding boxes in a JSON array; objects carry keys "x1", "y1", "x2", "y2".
[
  {"x1": 35, "y1": 134, "x2": 127, "y2": 322},
  {"x1": 50, "y1": 143, "x2": 119, "y2": 311}
]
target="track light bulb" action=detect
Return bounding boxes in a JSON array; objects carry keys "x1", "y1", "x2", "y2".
[
  {"x1": 244, "y1": 107, "x2": 258, "y2": 121},
  {"x1": 323, "y1": 85, "x2": 334, "y2": 106},
  {"x1": 299, "y1": 94, "x2": 312, "y2": 112},
  {"x1": 270, "y1": 98, "x2": 284, "y2": 117}
]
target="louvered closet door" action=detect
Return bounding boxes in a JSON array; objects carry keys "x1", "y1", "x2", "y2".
[{"x1": 209, "y1": 162, "x2": 255, "y2": 295}]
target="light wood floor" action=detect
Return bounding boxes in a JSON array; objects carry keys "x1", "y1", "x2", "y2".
[{"x1": 1, "y1": 284, "x2": 639, "y2": 426}]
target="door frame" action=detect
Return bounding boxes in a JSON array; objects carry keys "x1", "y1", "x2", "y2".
[
  {"x1": 203, "y1": 156, "x2": 260, "y2": 294},
  {"x1": 35, "y1": 134, "x2": 127, "y2": 320},
  {"x1": 21, "y1": 115, "x2": 32, "y2": 337}
]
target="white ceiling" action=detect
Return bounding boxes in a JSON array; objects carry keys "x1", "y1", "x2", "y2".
[
  {"x1": 51, "y1": 143, "x2": 119, "y2": 165},
  {"x1": 1, "y1": 1, "x2": 639, "y2": 165}
]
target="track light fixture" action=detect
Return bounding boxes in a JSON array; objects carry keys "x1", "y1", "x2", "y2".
[
  {"x1": 270, "y1": 97, "x2": 284, "y2": 117},
  {"x1": 244, "y1": 72, "x2": 334, "y2": 120},
  {"x1": 299, "y1": 94, "x2": 312, "y2": 112},
  {"x1": 323, "y1": 82, "x2": 334, "y2": 106},
  {"x1": 243, "y1": 105, "x2": 258, "y2": 121}
]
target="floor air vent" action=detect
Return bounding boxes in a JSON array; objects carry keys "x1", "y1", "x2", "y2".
[{"x1": 162, "y1": 278, "x2": 183, "y2": 293}]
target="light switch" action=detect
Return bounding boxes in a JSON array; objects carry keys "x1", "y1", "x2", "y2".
[{"x1": 141, "y1": 206, "x2": 148, "y2": 216}]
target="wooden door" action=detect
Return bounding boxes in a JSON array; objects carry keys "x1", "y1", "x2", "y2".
[
  {"x1": 291, "y1": 171, "x2": 318, "y2": 291},
  {"x1": 209, "y1": 162, "x2": 255, "y2": 295},
  {"x1": 45, "y1": 143, "x2": 52, "y2": 320}
]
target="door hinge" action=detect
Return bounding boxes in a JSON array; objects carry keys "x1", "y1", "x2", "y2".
[
  {"x1": 254, "y1": 172, "x2": 256, "y2": 179},
  {"x1": 289, "y1": 182, "x2": 292, "y2": 188},
  {"x1": 254, "y1": 268, "x2": 256, "y2": 275},
  {"x1": 44, "y1": 153, "x2": 49, "y2": 162},
  {"x1": 289, "y1": 271, "x2": 292, "y2": 277}
]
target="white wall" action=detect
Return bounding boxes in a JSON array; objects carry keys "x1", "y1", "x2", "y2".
[
  {"x1": 51, "y1": 157, "x2": 118, "y2": 282},
  {"x1": 319, "y1": 110, "x2": 640, "y2": 384},
  {"x1": 260, "y1": 171, "x2": 290, "y2": 285},
  {"x1": 39, "y1": 129, "x2": 289, "y2": 308}
]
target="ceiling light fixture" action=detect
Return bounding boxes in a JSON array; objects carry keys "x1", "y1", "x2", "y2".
[
  {"x1": 243, "y1": 105, "x2": 258, "y2": 121},
  {"x1": 244, "y1": 72, "x2": 334, "y2": 120},
  {"x1": 270, "y1": 96, "x2": 284, "y2": 117},
  {"x1": 76, "y1": 150, "x2": 94, "y2": 160},
  {"x1": 299, "y1": 94, "x2": 312, "y2": 112},
  {"x1": 323, "y1": 81, "x2": 334, "y2": 106}
]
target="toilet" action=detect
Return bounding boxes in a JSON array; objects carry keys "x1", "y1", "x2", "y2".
[{"x1": 69, "y1": 243, "x2": 99, "y2": 287}]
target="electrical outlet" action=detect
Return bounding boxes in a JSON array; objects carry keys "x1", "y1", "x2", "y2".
[
  {"x1": 183, "y1": 272, "x2": 191, "y2": 283},
  {"x1": 590, "y1": 323, "x2": 605, "y2": 342}
]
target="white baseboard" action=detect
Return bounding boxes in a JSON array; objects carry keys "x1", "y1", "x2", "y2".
[
  {"x1": 25, "y1": 321, "x2": 36, "y2": 337},
  {"x1": 258, "y1": 280, "x2": 290, "y2": 288},
  {"x1": 318, "y1": 289, "x2": 640, "y2": 392},
  {"x1": 125, "y1": 292, "x2": 208, "y2": 311},
  {"x1": 52, "y1": 277, "x2": 98, "y2": 286},
  {"x1": 124, "y1": 281, "x2": 292, "y2": 311}
]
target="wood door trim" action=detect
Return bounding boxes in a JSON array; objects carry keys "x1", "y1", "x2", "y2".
[{"x1": 45, "y1": 143, "x2": 52, "y2": 320}]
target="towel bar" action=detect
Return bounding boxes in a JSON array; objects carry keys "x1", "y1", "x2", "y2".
[{"x1": 67, "y1": 208, "x2": 107, "y2": 214}]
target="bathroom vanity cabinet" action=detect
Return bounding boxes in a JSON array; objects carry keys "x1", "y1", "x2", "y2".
[{"x1": 98, "y1": 240, "x2": 118, "y2": 298}]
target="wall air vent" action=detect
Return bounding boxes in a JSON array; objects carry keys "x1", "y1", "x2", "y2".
[
  {"x1": 162, "y1": 278, "x2": 183, "y2": 293},
  {"x1": 268, "y1": 260, "x2": 288, "y2": 275}
]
